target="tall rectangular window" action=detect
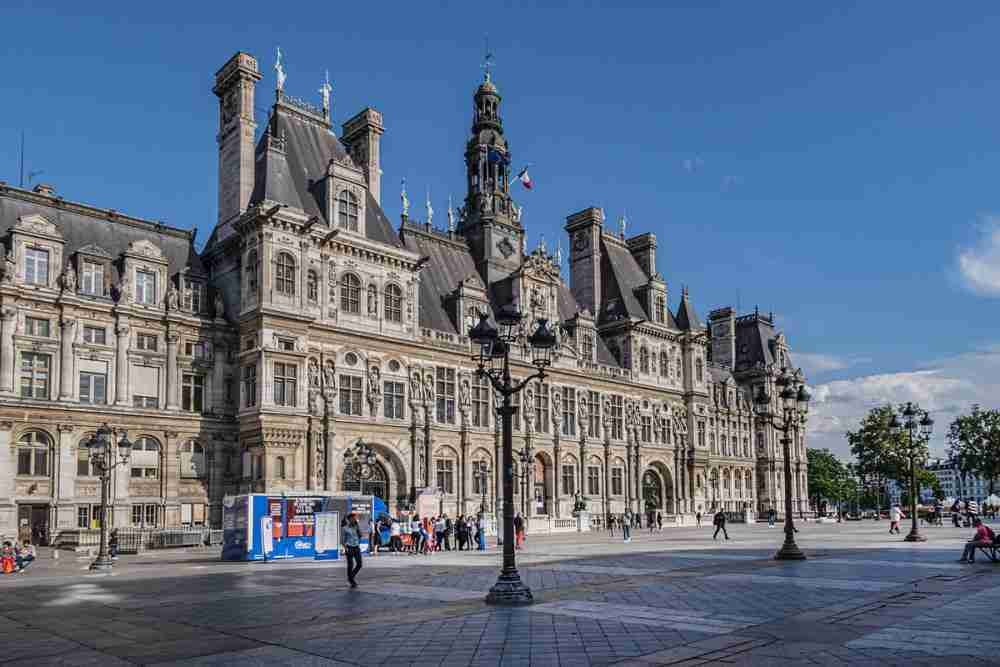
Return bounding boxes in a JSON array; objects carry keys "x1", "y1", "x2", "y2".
[
  {"x1": 588, "y1": 391, "x2": 601, "y2": 438},
  {"x1": 561, "y1": 465, "x2": 575, "y2": 496},
  {"x1": 19, "y1": 352, "x2": 50, "y2": 399},
  {"x1": 82, "y1": 325, "x2": 105, "y2": 345},
  {"x1": 182, "y1": 374, "x2": 204, "y2": 413},
  {"x1": 25, "y1": 247, "x2": 49, "y2": 285},
  {"x1": 384, "y1": 380, "x2": 405, "y2": 419},
  {"x1": 273, "y1": 362, "x2": 297, "y2": 407},
  {"x1": 533, "y1": 382, "x2": 549, "y2": 433},
  {"x1": 612, "y1": 467, "x2": 624, "y2": 496},
  {"x1": 436, "y1": 459, "x2": 454, "y2": 494},
  {"x1": 587, "y1": 466, "x2": 600, "y2": 495},
  {"x1": 472, "y1": 460, "x2": 489, "y2": 495},
  {"x1": 339, "y1": 374, "x2": 363, "y2": 415},
  {"x1": 184, "y1": 279, "x2": 203, "y2": 313},
  {"x1": 435, "y1": 367, "x2": 456, "y2": 424},
  {"x1": 79, "y1": 372, "x2": 107, "y2": 404},
  {"x1": 562, "y1": 387, "x2": 576, "y2": 437},
  {"x1": 610, "y1": 395, "x2": 624, "y2": 440},
  {"x1": 25, "y1": 317, "x2": 50, "y2": 337},
  {"x1": 185, "y1": 340, "x2": 209, "y2": 359},
  {"x1": 243, "y1": 364, "x2": 257, "y2": 407},
  {"x1": 471, "y1": 375, "x2": 490, "y2": 428},
  {"x1": 135, "y1": 270, "x2": 157, "y2": 305},
  {"x1": 698, "y1": 421, "x2": 706, "y2": 447},
  {"x1": 581, "y1": 334, "x2": 594, "y2": 363},
  {"x1": 81, "y1": 261, "x2": 103, "y2": 296},
  {"x1": 641, "y1": 415, "x2": 652, "y2": 443}
]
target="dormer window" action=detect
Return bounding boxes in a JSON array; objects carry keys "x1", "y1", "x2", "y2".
[
  {"x1": 184, "y1": 279, "x2": 203, "y2": 313},
  {"x1": 581, "y1": 333, "x2": 594, "y2": 363},
  {"x1": 80, "y1": 260, "x2": 104, "y2": 296},
  {"x1": 275, "y1": 253, "x2": 296, "y2": 296},
  {"x1": 135, "y1": 269, "x2": 157, "y2": 305},
  {"x1": 654, "y1": 294, "x2": 665, "y2": 324},
  {"x1": 25, "y1": 247, "x2": 49, "y2": 285},
  {"x1": 338, "y1": 190, "x2": 359, "y2": 232}
]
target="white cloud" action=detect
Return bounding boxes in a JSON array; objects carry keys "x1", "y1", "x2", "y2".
[
  {"x1": 806, "y1": 346, "x2": 1000, "y2": 460},
  {"x1": 795, "y1": 352, "x2": 870, "y2": 376},
  {"x1": 958, "y1": 216, "x2": 1000, "y2": 296}
]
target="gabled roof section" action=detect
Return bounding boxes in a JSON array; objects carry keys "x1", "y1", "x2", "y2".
[
  {"x1": 675, "y1": 288, "x2": 703, "y2": 331},
  {"x1": 734, "y1": 311, "x2": 777, "y2": 370},
  {"x1": 0, "y1": 186, "x2": 202, "y2": 279},
  {"x1": 600, "y1": 239, "x2": 649, "y2": 322},
  {"x1": 399, "y1": 224, "x2": 479, "y2": 334}
]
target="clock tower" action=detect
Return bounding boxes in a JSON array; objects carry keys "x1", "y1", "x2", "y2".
[
  {"x1": 565, "y1": 206, "x2": 604, "y2": 316},
  {"x1": 457, "y1": 69, "x2": 524, "y2": 285}
]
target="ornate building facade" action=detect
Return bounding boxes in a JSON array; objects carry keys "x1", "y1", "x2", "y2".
[{"x1": 0, "y1": 51, "x2": 809, "y2": 543}]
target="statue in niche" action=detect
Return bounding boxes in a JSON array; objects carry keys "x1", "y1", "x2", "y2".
[
  {"x1": 214, "y1": 291, "x2": 225, "y2": 318},
  {"x1": 410, "y1": 371, "x2": 422, "y2": 400},
  {"x1": 60, "y1": 263, "x2": 77, "y2": 292},
  {"x1": 423, "y1": 374, "x2": 434, "y2": 403},
  {"x1": 1, "y1": 244, "x2": 14, "y2": 285},
  {"x1": 577, "y1": 399, "x2": 589, "y2": 430},
  {"x1": 459, "y1": 378, "x2": 471, "y2": 408},
  {"x1": 368, "y1": 366, "x2": 382, "y2": 401},
  {"x1": 367, "y1": 285, "x2": 378, "y2": 316},
  {"x1": 166, "y1": 284, "x2": 179, "y2": 311},
  {"x1": 308, "y1": 359, "x2": 320, "y2": 388},
  {"x1": 323, "y1": 362, "x2": 336, "y2": 390}
]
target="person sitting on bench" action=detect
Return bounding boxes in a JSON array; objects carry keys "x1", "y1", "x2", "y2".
[{"x1": 959, "y1": 518, "x2": 995, "y2": 563}]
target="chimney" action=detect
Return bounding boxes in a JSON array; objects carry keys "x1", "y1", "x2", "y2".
[
  {"x1": 32, "y1": 183, "x2": 56, "y2": 196},
  {"x1": 213, "y1": 52, "x2": 261, "y2": 227},
  {"x1": 565, "y1": 207, "x2": 604, "y2": 315},
  {"x1": 626, "y1": 232, "x2": 656, "y2": 276},
  {"x1": 708, "y1": 307, "x2": 736, "y2": 370},
  {"x1": 342, "y1": 108, "x2": 385, "y2": 205}
]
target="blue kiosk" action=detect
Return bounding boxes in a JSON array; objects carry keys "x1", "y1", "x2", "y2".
[{"x1": 221, "y1": 492, "x2": 387, "y2": 562}]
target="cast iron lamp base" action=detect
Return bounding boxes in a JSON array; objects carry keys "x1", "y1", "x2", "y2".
[
  {"x1": 904, "y1": 531, "x2": 927, "y2": 542},
  {"x1": 485, "y1": 571, "x2": 534, "y2": 606},
  {"x1": 89, "y1": 556, "x2": 114, "y2": 571},
  {"x1": 774, "y1": 538, "x2": 807, "y2": 561}
]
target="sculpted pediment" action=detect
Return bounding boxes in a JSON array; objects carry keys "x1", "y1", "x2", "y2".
[
  {"x1": 126, "y1": 239, "x2": 165, "y2": 260},
  {"x1": 76, "y1": 243, "x2": 113, "y2": 259},
  {"x1": 15, "y1": 213, "x2": 62, "y2": 239}
]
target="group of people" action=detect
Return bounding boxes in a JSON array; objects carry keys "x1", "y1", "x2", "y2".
[
  {"x1": 0, "y1": 539, "x2": 36, "y2": 574},
  {"x1": 368, "y1": 513, "x2": 489, "y2": 556}
]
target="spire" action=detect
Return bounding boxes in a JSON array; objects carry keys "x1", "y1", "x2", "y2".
[
  {"x1": 319, "y1": 70, "x2": 332, "y2": 120},
  {"x1": 539, "y1": 233, "x2": 547, "y2": 255},
  {"x1": 619, "y1": 211, "x2": 627, "y2": 239},
  {"x1": 556, "y1": 239, "x2": 563, "y2": 269},
  {"x1": 400, "y1": 177, "x2": 409, "y2": 217},
  {"x1": 447, "y1": 194, "x2": 455, "y2": 232},
  {"x1": 481, "y1": 36, "x2": 495, "y2": 84},
  {"x1": 274, "y1": 47, "x2": 286, "y2": 93},
  {"x1": 675, "y1": 286, "x2": 702, "y2": 331},
  {"x1": 425, "y1": 189, "x2": 434, "y2": 227}
]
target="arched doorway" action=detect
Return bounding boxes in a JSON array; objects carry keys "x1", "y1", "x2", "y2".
[
  {"x1": 643, "y1": 462, "x2": 675, "y2": 514},
  {"x1": 642, "y1": 470, "x2": 663, "y2": 511},
  {"x1": 342, "y1": 461, "x2": 389, "y2": 504},
  {"x1": 532, "y1": 453, "x2": 552, "y2": 516}
]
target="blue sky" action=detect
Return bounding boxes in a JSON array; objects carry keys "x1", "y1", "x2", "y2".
[{"x1": 2, "y1": 2, "x2": 998, "y2": 457}]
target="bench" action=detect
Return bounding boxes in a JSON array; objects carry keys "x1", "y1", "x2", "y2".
[{"x1": 974, "y1": 537, "x2": 1000, "y2": 563}]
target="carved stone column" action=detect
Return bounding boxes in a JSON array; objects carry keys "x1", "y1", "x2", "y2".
[
  {"x1": 58, "y1": 318, "x2": 76, "y2": 400},
  {"x1": 603, "y1": 440, "x2": 611, "y2": 520},
  {"x1": 212, "y1": 337, "x2": 227, "y2": 413},
  {"x1": 552, "y1": 437, "x2": 561, "y2": 518},
  {"x1": 163, "y1": 430, "x2": 179, "y2": 526},
  {"x1": 166, "y1": 333, "x2": 179, "y2": 410},
  {"x1": 0, "y1": 306, "x2": 16, "y2": 394},
  {"x1": 114, "y1": 322, "x2": 130, "y2": 406}
]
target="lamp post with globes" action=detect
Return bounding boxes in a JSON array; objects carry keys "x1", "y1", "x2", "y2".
[
  {"x1": 889, "y1": 403, "x2": 933, "y2": 542},
  {"x1": 83, "y1": 423, "x2": 133, "y2": 571},
  {"x1": 753, "y1": 368, "x2": 811, "y2": 561},
  {"x1": 513, "y1": 445, "x2": 534, "y2": 517},
  {"x1": 468, "y1": 305, "x2": 556, "y2": 605},
  {"x1": 473, "y1": 463, "x2": 491, "y2": 514}
]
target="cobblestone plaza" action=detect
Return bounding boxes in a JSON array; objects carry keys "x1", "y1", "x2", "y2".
[{"x1": 3, "y1": 521, "x2": 999, "y2": 665}]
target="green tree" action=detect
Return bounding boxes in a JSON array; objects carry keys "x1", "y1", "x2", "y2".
[
  {"x1": 846, "y1": 404, "x2": 931, "y2": 507},
  {"x1": 807, "y1": 448, "x2": 848, "y2": 507},
  {"x1": 947, "y1": 405, "x2": 1000, "y2": 496}
]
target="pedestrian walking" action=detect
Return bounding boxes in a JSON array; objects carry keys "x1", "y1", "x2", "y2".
[
  {"x1": 342, "y1": 513, "x2": 363, "y2": 588},
  {"x1": 607, "y1": 513, "x2": 615, "y2": 536},
  {"x1": 648, "y1": 510, "x2": 656, "y2": 534},
  {"x1": 623, "y1": 508, "x2": 632, "y2": 542},
  {"x1": 369, "y1": 517, "x2": 380, "y2": 556},
  {"x1": 768, "y1": 508, "x2": 776, "y2": 527},
  {"x1": 967, "y1": 499, "x2": 980, "y2": 524},
  {"x1": 477, "y1": 513, "x2": 487, "y2": 550},
  {"x1": 657, "y1": 511, "x2": 663, "y2": 531},
  {"x1": 713, "y1": 509, "x2": 730, "y2": 540},
  {"x1": 514, "y1": 513, "x2": 525, "y2": 549},
  {"x1": 409, "y1": 514, "x2": 422, "y2": 554},
  {"x1": 444, "y1": 515, "x2": 453, "y2": 551},
  {"x1": 389, "y1": 519, "x2": 402, "y2": 553},
  {"x1": 696, "y1": 511, "x2": 702, "y2": 527},
  {"x1": 951, "y1": 499, "x2": 963, "y2": 527},
  {"x1": 889, "y1": 504, "x2": 904, "y2": 534}
]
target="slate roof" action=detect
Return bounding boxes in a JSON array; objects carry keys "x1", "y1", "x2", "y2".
[
  {"x1": 0, "y1": 190, "x2": 202, "y2": 282},
  {"x1": 734, "y1": 316, "x2": 777, "y2": 369},
  {"x1": 675, "y1": 292, "x2": 703, "y2": 331},
  {"x1": 399, "y1": 227, "x2": 480, "y2": 334}
]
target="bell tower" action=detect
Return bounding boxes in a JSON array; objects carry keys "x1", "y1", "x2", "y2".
[
  {"x1": 213, "y1": 52, "x2": 261, "y2": 228},
  {"x1": 458, "y1": 65, "x2": 523, "y2": 285}
]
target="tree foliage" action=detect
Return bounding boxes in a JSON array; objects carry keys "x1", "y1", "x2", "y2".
[
  {"x1": 846, "y1": 404, "x2": 931, "y2": 495},
  {"x1": 807, "y1": 448, "x2": 852, "y2": 502},
  {"x1": 947, "y1": 405, "x2": 1000, "y2": 495}
]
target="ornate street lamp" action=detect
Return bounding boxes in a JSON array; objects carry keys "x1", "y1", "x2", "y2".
[
  {"x1": 473, "y1": 463, "x2": 491, "y2": 513},
  {"x1": 83, "y1": 423, "x2": 133, "y2": 571},
  {"x1": 889, "y1": 402, "x2": 933, "y2": 542},
  {"x1": 513, "y1": 445, "x2": 534, "y2": 517},
  {"x1": 469, "y1": 308, "x2": 556, "y2": 605},
  {"x1": 344, "y1": 438, "x2": 377, "y2": 481},
  {"x1": 754, "y1": 368, "x2": 810, "y2": 560}
]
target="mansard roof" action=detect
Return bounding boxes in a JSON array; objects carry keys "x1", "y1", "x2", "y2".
[
  {"x1": 399, "y1": 224, "x2": 480, "y2": 334},
  {"x1": 250, "y1": 103, "x2": 402, "y2": 249},
  {"x1": 0, "y1": 186, "x2": 203, "y2": 280},
  {"x1": 675, "y1": 291, "x2": 703, "y2": 331},
  {"x1": 734, "y1": 311, "x2": 785, "y2": 371},
  {"x1": 601, "y1": 241, "x2": 649, "y2": 322}
]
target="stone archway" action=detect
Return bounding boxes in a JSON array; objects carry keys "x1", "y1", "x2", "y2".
[
  {"x1": 334, "y1": 439, "x2": 408, "y2": 511},
  {"x1": 643, "y1": 460, "x2": 675, "y2": 514},
  {"x1": 532, "y1": 451, "x2": 554, "y2": 516}
]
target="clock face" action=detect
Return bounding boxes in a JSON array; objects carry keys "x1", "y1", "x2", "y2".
[{"x1": 573, "y1": 232, "x2": 589, "y2": 252}]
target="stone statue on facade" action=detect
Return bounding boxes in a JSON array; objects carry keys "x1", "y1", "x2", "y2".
[
  {"x1": 309, "y1": 359, "x2": 320, "y2": 388},
  {"x1": 577, "y1": 399, "x2": 588, "y2": 430},
  {"x1": 459, "y1": 377, "x2": 471, "y2": 409},
  {"x1": 423, "y1": 374, "x2": 434, "y2": 403},
  {"x1": 60, "y1": 262, "x2": 76, "y2": 292},
  {"x1": 117, "y1": 274, "x2": 132, "y2": 305},
  {"x1": 166, "y1": 284, "x2": 179, "y2": 311},
  {"x1": 275, "y1": 47, "x2": 287, "y2": 92},
  {"x1": 401, "y1": 178, "x2": 409, "y2": 217},
  {"x1": 214, "y1": 291, "x2": 225, "y2": 319},
  {"x1": 410, "y1": 371, "x2": 422, "y2": 401},
  {"x1": 551, "y1": 391, "x2": 562, "y2": 426},
  {"x1": 323, "y1": 362, "x2": 336, "y2": 391},
  {"x1": 368, "y1": 366, "x2": 382, "y2": 403},
  {"x1": 367, "y1": 285, "x2": 378, "y2": 316}
]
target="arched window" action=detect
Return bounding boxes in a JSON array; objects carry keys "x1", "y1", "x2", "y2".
[
  {"x1": 16, "y1": 430, "x2": 51, "y2": 477},
  {"x1": 338, "y1": 190, "x2": 359, "y2": 231},
  {"x1": 696, "y1": 358, "x2": 704, "y2": 383},
  {"x1": 307, "y1": 270, "x2": 318, "y2": 303},
  {"x1": 659, "y1": 350, "x2": 669, "y2": 377},
  {"x1": 179, "y1": 441, "x2": 205, "y2": 479},
  {"x1": 384, "y1": 284, "x2": 402, "y2": 322},
  {"x1": 246, "y1": 249, "x2": 259, "y2": 296},
  {"x1": 275, "y1": 253, "x2": 296, "y2": 296},
  {"x1": 639, "y1": 348, "x2": 650, "y2": 375},
  {"x1": 340, "y1": 274, "x2": 361, "y2": 313},
  {"x1": 131, "y1": 436, "x2": 160, "y2": 479},
  {"x1": 275, "y1": 456, "x2": 286, "y2": 480}
]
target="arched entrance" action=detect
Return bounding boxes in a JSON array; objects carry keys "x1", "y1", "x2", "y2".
[
  {"x1": 532, "y1": 452, "x2": 553, "y2": 516},
  {"x1": 342, "y1": 461, "x2": 389, "y2": 503},
  {"x1": 643, "y1": 462, "x2": 675, "y2": 514}
]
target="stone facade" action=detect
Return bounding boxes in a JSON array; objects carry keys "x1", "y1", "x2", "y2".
[{"x1": 0, "y1": 51, "x2": 808, "y2": 544}]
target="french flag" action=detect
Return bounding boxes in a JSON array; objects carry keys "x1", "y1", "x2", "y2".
[{"x1": 517, "y1": 166, "x2": 533, "y2": 190}]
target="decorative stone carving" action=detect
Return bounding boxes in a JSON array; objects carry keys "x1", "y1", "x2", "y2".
[
  {"x1": 126, "y1": 239, "x2": 164, "y2": 259},
  {"x1": 308, "y1": 359, "x2": 320, "y2": 388},
  {"x1": 214, "y1": 291, "x2": 225, "y2": 318},
  {"x1": 459, "y1": 376, "x2": 471, "y2": 409},
  {"x1": 577, "y1": 399, "x2": 588, "y2": 430},
  {"x1": 2, "y1": 245, "x2": 15, "y2": 285},
  {"x1": 60, "y1": 262, "x2": 76, "y2": 292},
  {"x1": 368, "y1": 365, "x2": 382, "y2": 405},
  {"x1": 323, "y1": 361, "x2": 336, "y2": 391},
  {"x1": 423, "y1": 374, "x2": 434, "y2": 403},
  {"x1": 166, "y1": 285, "x2": 180, "y2": 311}
]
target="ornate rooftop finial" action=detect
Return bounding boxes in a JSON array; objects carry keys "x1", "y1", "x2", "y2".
[
  {"x1": 426, "y1": 189, "x2": 434, "y2": 227},
  {"x1": 556, "y1": 239, "x2": 563, "y2": 269},
  {"x1": 447, "y1": 194, "x2": 455, "y2": 232},
  {"x1": 481, "y1": 36, "x2": 495, "y2": 82},
  {"x1": 400, "y1": 177, "x2": 409, "y2": 217},
  {"x1": 319, "y1": 70, "x2": 332, "y2": 118},
  {"x1": 682, "y1": 285, "x2": 689, "y2": 300},
  {"x1": 619, "y1": 211, "x2": 627, "y2": 239},
  {"x1": 275, "y1": 47, "x2": 287, "y2": 93},
  {"x1": 539, "y1": 234, "x2": 547, "y2": 255}
]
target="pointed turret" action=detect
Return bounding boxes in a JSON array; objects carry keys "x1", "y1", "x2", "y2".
[{"x1": 675, "y1": 286, "x2": 703, "y2": 331}]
